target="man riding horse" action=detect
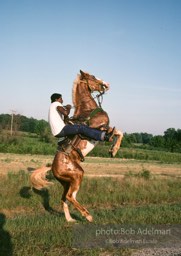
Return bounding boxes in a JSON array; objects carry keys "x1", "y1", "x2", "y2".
[
  {"x1": 31, "y1": 70, "x2": 123, "y2": 222},
  {"x1": 48, "y1": 93, "x2": 115, "y2": 143}
]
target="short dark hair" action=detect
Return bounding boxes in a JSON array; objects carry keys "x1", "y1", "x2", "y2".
[{"x1": 50, "y1": 93, "x2": 62, "y2": 103}]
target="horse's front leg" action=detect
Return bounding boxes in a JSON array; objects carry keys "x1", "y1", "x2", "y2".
[{"x1": 108, "y1": 128, "x2": 123, "y2": 157}]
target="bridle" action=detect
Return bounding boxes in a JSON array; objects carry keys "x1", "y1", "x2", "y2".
[
  {"x1": 84, "y1": 78, "x2": 107, "y2": 108},
  {"x1": 95, "y1": 87, "x2": 106, "y2": 107}
]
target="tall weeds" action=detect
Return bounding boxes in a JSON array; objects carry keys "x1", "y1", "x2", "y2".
[{"x1": 0, "y1": 171, "x2": 180, "y2": 256}]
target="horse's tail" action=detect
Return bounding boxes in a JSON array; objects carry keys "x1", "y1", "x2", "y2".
[{"x1": 30, "y1": 165, "x2": 53, "y2": 190}]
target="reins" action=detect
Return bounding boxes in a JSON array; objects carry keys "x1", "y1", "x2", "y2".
[
  {"x1": 95, "y1": 89, "x2": 105, "y2": 108},
  {"x1": 85, "y1": 78, "x2": 106, "y2": 108},
  {"x1": 72, "y1": 78, "x2": 106, "y2": 109}
]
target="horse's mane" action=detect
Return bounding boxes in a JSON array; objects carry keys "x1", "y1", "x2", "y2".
[{"x1": 72, "y1": 74, "x2": 80, "y2": 107}]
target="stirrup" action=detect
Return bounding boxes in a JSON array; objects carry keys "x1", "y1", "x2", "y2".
[{"x1": 57, "y1": 137, "x2": 68, "y2": 146}]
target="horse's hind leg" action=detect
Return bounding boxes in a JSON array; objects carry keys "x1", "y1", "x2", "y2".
[
  {"x1": 55, "y1": 170, "x2": 93, "y2": 222},
  {"x1": 60, "y1": 181, "x2": 76, "y2": 222},
  {"x1": 66, "y1": 175, "x2": 93, "y2": 222},
  {"x1": 52, "y1": 153, "x2": 93, "y2": 222}
]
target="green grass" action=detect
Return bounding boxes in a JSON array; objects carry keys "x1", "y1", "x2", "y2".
[
  {"x1": 90, "y1": 145, "x2": 181, "y2": 163},
  {"x1": 0, "y1": 170, "x2": 180, "y2": 255},
  {"x1": 1, "y1": 132, "x2": 181, "y2": 163},
  {"x1": 1, "y1": 171, "x2": 181, "y2": 211},
  {"x1": 0, "y1": 135, "x2": 56, "y2": 155}
]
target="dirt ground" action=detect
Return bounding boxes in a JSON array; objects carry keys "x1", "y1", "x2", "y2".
[{"x1": 0, "y1": 153, "x2": 181, "y2": 178}]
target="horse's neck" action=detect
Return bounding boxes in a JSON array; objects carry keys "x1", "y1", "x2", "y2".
[{"x1": 73, "y1": 81, "x2": 97, "y2": 118}]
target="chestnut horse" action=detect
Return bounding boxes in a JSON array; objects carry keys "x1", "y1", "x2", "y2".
[{"x1": 30, "y1": 70, "x2": 123, "y2": 222}]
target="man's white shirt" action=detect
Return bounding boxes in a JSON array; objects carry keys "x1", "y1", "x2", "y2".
[{"x1": 48, "y1": 101, "x2": 65, "y2": 136}]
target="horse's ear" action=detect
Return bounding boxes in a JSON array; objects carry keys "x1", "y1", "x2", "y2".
[{"x1": 80, "y1": 70, "x2": 84, "y2": 75}]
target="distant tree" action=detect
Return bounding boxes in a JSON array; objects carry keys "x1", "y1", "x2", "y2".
[
  {"x1": 121, "y1": 133, "x2": 133, "y2": 147},
  {"x1": 0, "y1": 114, "x2": 11, "y2": 130},
  {"x1": 28, "y1": 118, "x2": 38, "y2": 133},
  {"x1": 35, "y1": 120, "x2": 51, "y2": 142},
  {"x1": 129, "y1": 134, "x2": 137, "y2": 143},
  {"x1": 176, "y1": 129, "x2": 181, "y2": 142},
  {"x1": 122, "y1": 132, "x2": 153, "y2": 147},
  {"x1": 0, "y1": 114, "x2": 50, "y2": 134},
  {"x1": 19, "y1": 115, "x2": 30, "y2": 132},
  {"x1": 150, "y1": 135, "x2": 165, "y2": 148},
  {"x1": 141, "y1": 133, "x2": 153, "y2": 144},
  {"x1": 35, "y1": 120, "x2": 48, "y2": 135},
  {"x1": 134, "y1": 133, "x2": 143, "y2": 143},
  {"x1": 164, "y1": 128, "x2": 177, "y2": 152},
  {"x1": 175, "y1": 129, "x2": 181, "y2": 152}
]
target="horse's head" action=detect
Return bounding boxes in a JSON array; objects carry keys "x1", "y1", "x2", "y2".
[{"x1": 80, "y1": 70, "x2": 110, "y2": 93}]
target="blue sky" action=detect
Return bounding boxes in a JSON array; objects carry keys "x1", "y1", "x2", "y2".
[{"x1": 0, "y1": 0, "x2": 180, "y2": 135}]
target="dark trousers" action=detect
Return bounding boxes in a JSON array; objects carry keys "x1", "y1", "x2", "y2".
[{"x1": 55, "y1": 124, "x2": 104, "y2": 141}]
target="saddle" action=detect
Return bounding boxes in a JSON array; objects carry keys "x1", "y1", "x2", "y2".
[
  {"x1": 56, "y1": 108, "x2": 109, "y2": 162},
  {"x1": 57, "y1": 135, "x2": 85, "y2": 162}
]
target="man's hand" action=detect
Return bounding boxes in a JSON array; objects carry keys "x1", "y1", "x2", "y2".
[
  {"x1": 57, "y1": 105, "x2": 71, "y2": 117},
  {"x1": 65, "y1": 104, "x2": 72, "y2": 109}
]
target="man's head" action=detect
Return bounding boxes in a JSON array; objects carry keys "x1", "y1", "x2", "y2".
[{"x1": 51, "y1": 93, "x2": 62, "y2": 103}]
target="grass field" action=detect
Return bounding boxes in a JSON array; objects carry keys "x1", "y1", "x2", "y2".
[{"x1": 0, "y1": 153, "x2": 181, "y2": 255}]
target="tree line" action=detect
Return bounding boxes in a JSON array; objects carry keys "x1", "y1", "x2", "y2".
[
  {"x1": 0, "y1": 114, "x2": 181, "y2": 152},
  {"x1": 123, "y1": 129, "x2": 181, "y2": 152},
  {"x1": 0, "y1": 113, "x2": 50, "y2": 142}
]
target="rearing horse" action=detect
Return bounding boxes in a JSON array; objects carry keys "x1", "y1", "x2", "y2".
[{"x1": 30, "y1": 70, "x2": 123, "y2": 222}]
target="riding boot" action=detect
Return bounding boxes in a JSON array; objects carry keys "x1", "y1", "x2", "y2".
[{"x1": 104, "y1": 127, "x2": 115, "y2": 142}]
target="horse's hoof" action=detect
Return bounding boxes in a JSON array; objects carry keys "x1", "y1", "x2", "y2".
[
  {"x1": 109, "y1": 149, "x2": 114, "y2": 158},
  {"x1": 67, "y1": 218, "x2": 76, "y2": 222},
  {"x1": 86, "y1": 215, "x2": 93, "y2": 222}
]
